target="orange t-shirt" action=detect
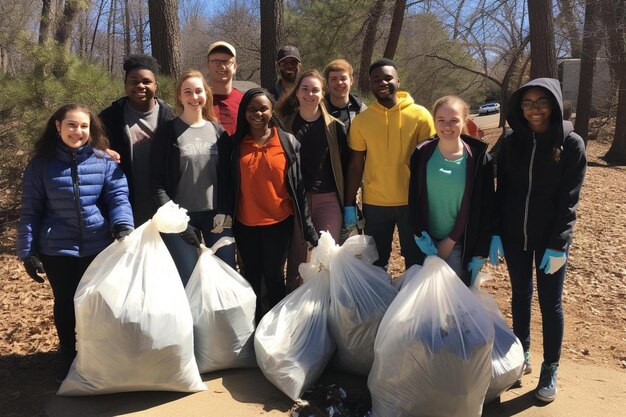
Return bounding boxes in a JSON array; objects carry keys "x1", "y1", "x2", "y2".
[{"x1": 237, "y1": 128, "x2": 294, "y2": 226}]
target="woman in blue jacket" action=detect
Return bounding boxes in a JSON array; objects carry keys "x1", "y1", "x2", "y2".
[
  {"x1": 492, "y1": 78, "x2": 587, "y2": 403},
  {"x1": 17, "y1": 104, "x2": 134, "y2": 382}
]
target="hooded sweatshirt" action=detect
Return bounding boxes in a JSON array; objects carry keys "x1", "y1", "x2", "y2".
[
  {"x1": 496, "y1": 78, "x2": 587, "y2": 251},
  {"x1": 349, "y1": 91, "x2": 435, "y2": 206}
]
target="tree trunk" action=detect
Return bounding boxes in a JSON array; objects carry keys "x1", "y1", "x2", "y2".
[
  {"x1": 90, "y1": 0, "x2": 106, "y2": 60},
  {"x1": 358, "y1": 0, "x2": 386, "y2": 92},
  {"x1": 602, "y1": 0, "x2": 626, "y2": 164},
  {"x1": 124, "y1": 0, "x2": 132, "y2": 57},
  {"x1": 39, "y1": 0, "x2": 57, "y2": 45},
  {"x1": 260, "y1": 0, "x2": 282, "y2": 89},
  {"x1": 574, "y1": 0, "x2": 599, "y2": 145},
  {"x1": 557, "y1": 0, "x2": 583, "y2": 57},
  {"x1": 55, "y1": 0, "x2": 82, "y2": 52},
  {"x1": 148, "y1": 0, "x2": 182, "y2": 78},
  {"x1": 107, "y1": 0, "x2": 117, "y2": 73},
  {"x1": 528, "y1": 0, "x2": 558, "y2": 78},
  {"x1": 383, "y1": 0, "x2": 406, "y2": 60}
]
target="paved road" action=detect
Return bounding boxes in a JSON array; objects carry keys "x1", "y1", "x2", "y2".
[
  {"x1": 43, "y1": 354, "x2": 626, "y2": 417},
  {"x1": 473, "y1": 112, "x2": 502, "y2": 130}
]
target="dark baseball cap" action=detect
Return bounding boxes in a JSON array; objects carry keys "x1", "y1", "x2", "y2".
[{"x1": 276, "y1": 46, "x2": 301, "y2": 63}]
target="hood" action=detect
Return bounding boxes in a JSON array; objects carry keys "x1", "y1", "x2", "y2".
[
  {"x1": 370, "y1": 91, "x2": 415, "y2": 113},
  {"x1": 507, "y1": 78, "x2": 571, "y2": 140}
]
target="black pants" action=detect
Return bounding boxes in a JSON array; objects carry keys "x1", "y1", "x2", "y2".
[
  {"x1": 39, "y1": 254, "x2": 96, "y2": 361},
  {"x1": 234, "y1": 216, "x2": 294, "y2": 324}
]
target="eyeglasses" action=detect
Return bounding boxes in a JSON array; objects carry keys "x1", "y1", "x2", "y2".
[
  {"x1": 520, "y1": 98, "x2": 551, "y2": 110},
  {"x1": 278, "y1": 59, "x2": 299, "y2": 68},
  {"x1": 209, "y1": 59, "x2": 235, "y2": 68}
]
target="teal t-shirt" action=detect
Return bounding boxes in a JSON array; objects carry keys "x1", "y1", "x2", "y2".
[{"x1": 426, "y1": 146, "x2": 467, "y2": 240}]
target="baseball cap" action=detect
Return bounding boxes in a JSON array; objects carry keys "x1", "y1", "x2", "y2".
[
  {"x1": 276, "y1": 46, "x2": 301, "y2": 63},
  {"x1": 208, "y1": 41, "x2": 236, "y2": 57}
]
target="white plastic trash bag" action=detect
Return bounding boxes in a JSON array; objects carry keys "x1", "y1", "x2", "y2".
[
  {"x1": 255, "y1": 250, "x2": 335, "y2": 401},
  {"x1": 186, "y1": 237, "x2": 256, "y2": 373},
  {"x1": 368, "y1": 256, "x2": 494, "y2": 417},
  {"x1": 326, "y1": 233, "x2": 396, "y2": 376},
  {"x1": 58, "y1": 202, "x2": 206, "y2": 395},
  {"x1": 471, "y1": 272, "x2": 524, "y2": 403}
]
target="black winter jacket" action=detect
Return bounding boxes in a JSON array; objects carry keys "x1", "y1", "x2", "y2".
[
  {"x1": 409, "y1": 135, "x2": 494, "y2": 283},
  {"x1": 99, "y1": 97, "x2": 176, "y2": 202},
  {"x1": 496, "y1": 78, "x2": 587, "y2": 251},
  {"x1": 227, "y1": 127, "x2": 318, "y2": 246}
]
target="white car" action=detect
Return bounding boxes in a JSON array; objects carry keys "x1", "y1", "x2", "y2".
[{"x1": 478, "y1": 102, "x2": 500, "y2": 115}]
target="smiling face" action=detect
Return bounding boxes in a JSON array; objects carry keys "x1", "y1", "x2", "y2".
[
  {"x1": 124, "y1": 68, "x2": 157, "y2": 111},
  {"x1": 296, "y1": 75, "x2": 323, "y2": 112},
  {"x1": 434, "y1": 102, "x2": 465, "y2": 142},
  {"x1": 521, "y1": 87, "x2": 553, "y2": 133},
  {"x1": 327, "y1": 70, "x2": 353, "y2": 103},
  {"x1": 370, "y1": 65, "x2": 399, "y2": 107},
  {"x1": 245, "y1": 94, "x2": 273, "y2": 131},
  {"x1": 278, "y1": 58, "x2": 301, "y2": 83},
  {"x1": 55, "y1": 110, "x2": 91, "y2": 149},
  {"x1": 206, "y1": 51, "x2": 236, "y2": 86},
  {"x1": 178, "y1": 77, "x2": 207, "y2": 114}
]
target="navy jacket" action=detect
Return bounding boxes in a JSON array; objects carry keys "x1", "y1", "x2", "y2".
[
  {"x1": 17, "y1": 144, "x2": 134, "y2": 258},
  {"x1": 496, "y1": 78, "x2": 587, "y2": 251}
]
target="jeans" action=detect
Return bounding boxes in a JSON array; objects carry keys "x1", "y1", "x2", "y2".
[
  {"x1": 441, "y1": 241, "x2": 463, "y2": 280},
  {"x1": 234, "y1": 216, "x2": 294, "y2": 324},
  {"x1": 286, "y1": 192, "x2": 342, "y2": 290},
  {"x1": 39, "y1": 254, "x2": 97, "y2": 360},
  {"x1": 362, "y1": 204, "x2": 419, "y2": 269},
  {"x1": 503, "y1": 243, "x2": 566, "y2": 364},
  {"x1": 161, "y1": 232, "x2": 199, "y2": 287},
  {"x1": 188, "y1": 210, "x2": 236, "y2": 269}
]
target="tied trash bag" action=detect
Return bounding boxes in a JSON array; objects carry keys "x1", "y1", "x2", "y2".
[
  {"x1": 58, "y1": 202, "x2": 206, "y2": 395},
  {"x1": 255, "y1": 242, "x2": 335, "y2": 401},
  {"x1": 368, "y1": 256, "x2": 494, "y2": 417},
  {"x1": 186, "y1": 237, "x2": 256, "y2": 373},
  {"x1": 326, "y1": 233, "x2": 396, "y2": 376},
  {"x1": 471, "y1": 272, "x2": 524, "y2": 403}
]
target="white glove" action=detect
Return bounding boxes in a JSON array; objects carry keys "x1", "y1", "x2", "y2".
[{"x1": 211, "y1": 214, "x2": 232, "y2": 233}]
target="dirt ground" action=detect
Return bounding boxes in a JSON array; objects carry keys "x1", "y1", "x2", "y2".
[{"x1": 1, "y1": 128, "x2": 625, "y2": 416}]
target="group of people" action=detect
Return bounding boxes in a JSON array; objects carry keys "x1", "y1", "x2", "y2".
[{"x1": 17, "y1": 41, "x2": 586, "y2": 405}]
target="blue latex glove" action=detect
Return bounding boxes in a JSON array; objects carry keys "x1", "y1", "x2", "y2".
[
  {"x1": 343, "y1": 206, "x2": 357, "y2": 229},
  {"x1": 414, "y1": 231, "x2": 437, "y2": 256},
  {"x1": 467, "y1": 256, "x2": 487, "y2": 286},
  {"x1": 539, "y1": 249, "x2": 567, "y2": 274},
  {"x1": 489, "y1": 235, "x2": 505, "y2": 265}
]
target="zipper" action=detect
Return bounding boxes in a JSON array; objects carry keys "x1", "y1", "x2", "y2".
[
  {"x1": 71, "y1": 152, "x2": 85, "y2": 257},
  {"x1": 461, "y1": 146, "x2": 484, "y2": 263},
  {"x1": 523, "y1": 133, "x2": 537, "y2": 250}
]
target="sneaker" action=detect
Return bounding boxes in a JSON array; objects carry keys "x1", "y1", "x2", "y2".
[{"x1": 535, "y1": 362, "x2": 558, "y2": 403}]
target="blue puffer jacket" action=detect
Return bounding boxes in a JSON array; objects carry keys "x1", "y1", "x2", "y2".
[{"x1": 17, "y1": 143, "x2": 134, "y2": 258}]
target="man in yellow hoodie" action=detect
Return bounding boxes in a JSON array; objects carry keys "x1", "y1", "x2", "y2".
[{"x1": 344, "y1": 58, "x2": 435, "y2": 269}]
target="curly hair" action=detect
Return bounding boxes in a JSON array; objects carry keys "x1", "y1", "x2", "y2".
[{"x1": 123, "y1": 54, "x2": 160, "y2": 80}]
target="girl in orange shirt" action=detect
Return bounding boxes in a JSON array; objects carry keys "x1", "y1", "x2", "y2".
[{"x1": 228, "y1": 88, "x2": 317, "y2": 323}]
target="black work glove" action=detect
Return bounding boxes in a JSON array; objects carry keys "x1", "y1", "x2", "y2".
[
  {"x1": 23, "y1": 255, "x2": 45, "y2": 283},
  {"x1": 112, "y1": 224, "x2": 134, "y2": 241},
  {"x1": 180, "y1": 224, "x2": 201, "y2": 248}
]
